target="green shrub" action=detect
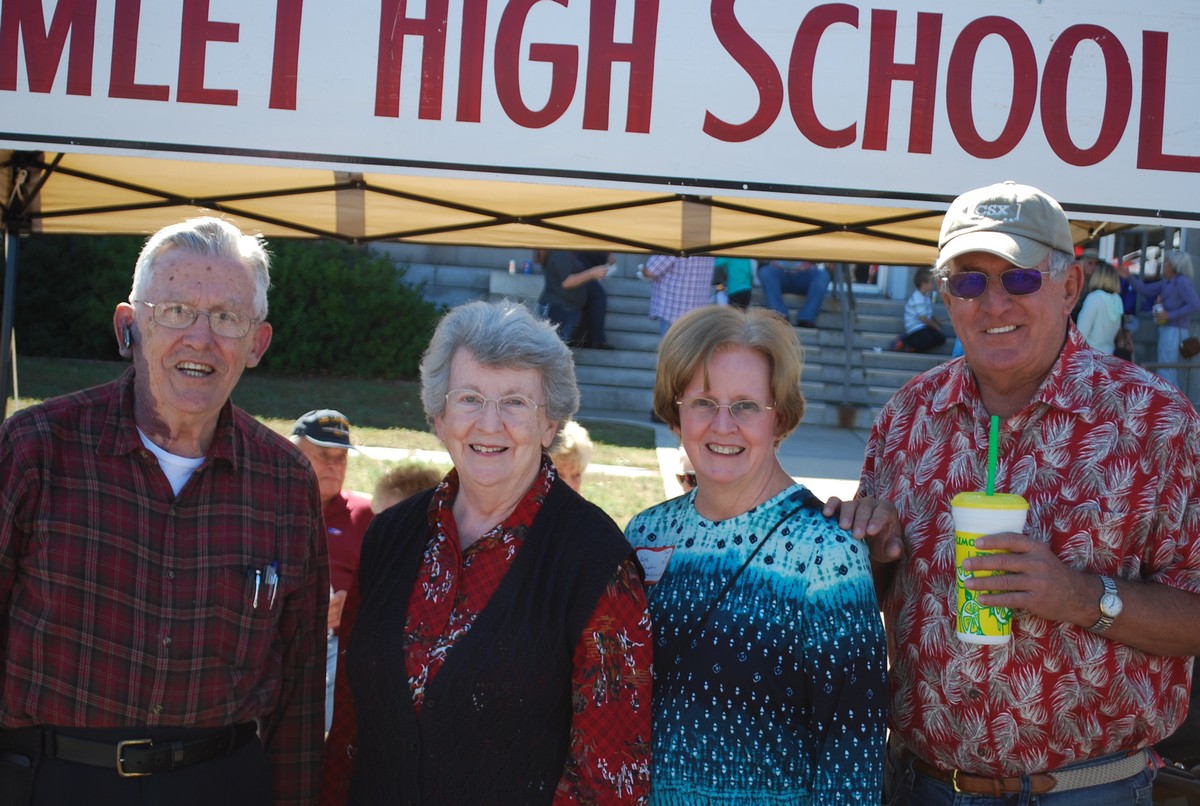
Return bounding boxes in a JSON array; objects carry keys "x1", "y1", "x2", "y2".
[
  {"x1": 6, "y1": 234, "x2": 140, "y2": 360},
  {"x1": 258, "y1": 240, "x2": 442, "y2": 378},
  {"x1": 2, "y1": 235, "x2": 441, "y2": 379}
]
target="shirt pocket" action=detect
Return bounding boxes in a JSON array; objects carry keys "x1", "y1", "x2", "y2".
[{"x1": 211, "y1": 565, "x2": 279, "y2": 669}]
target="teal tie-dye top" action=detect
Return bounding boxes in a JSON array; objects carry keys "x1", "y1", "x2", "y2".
[{"x1": 625, "y1": 485, "x2": 887, "y2": 805}]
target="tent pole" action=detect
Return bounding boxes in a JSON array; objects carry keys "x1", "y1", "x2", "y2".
[{"x1": 1, "y1": 229, "x2": 17, "y2": 420}]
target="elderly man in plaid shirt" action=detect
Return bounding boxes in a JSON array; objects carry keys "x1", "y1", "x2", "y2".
[{"x1": 0, "y1": 217, "x2": 328, "y2": 806}]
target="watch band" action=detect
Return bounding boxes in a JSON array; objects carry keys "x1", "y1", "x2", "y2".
[{"x1": 1088, "y1": 575, "x2": 1119, "y2": 634}]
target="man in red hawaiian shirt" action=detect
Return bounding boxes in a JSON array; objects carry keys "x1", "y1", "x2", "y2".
[{"x1": 831, "y1": 181, "x2": 1200, "y2": 804}]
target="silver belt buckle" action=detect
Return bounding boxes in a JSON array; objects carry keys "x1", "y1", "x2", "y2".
[{"x1": 116, "y1": 738, "x2": 154, "y2": 778}]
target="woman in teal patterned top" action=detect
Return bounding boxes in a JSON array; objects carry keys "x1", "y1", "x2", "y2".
[{"x1": 626, "y1": 306, "x2": 887, "y2": 804}]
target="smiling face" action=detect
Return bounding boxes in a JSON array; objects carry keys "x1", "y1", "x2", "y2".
[
  {"x1": 943, "y1": 251, "x2": 1080, "y2": 411},
  {"x1": 677, "y1": 346, "x2": 781, "y2": 496},
  {"x1": 434, "y1": 349, "x2": 557, "y2": 498},
  {"x1": 116, "y1": 248, "x2": 271, "y2": 449}
]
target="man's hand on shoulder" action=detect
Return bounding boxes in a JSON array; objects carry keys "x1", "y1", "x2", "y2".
[{"x1": 824, "y1": 496, "x2": 904, "y2": 563}]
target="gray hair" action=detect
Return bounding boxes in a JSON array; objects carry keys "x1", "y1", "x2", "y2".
[
  {"x1": 1167, "y1": 250, "x2": 1195, "y2": 280},
  {"x1": 130, "y1": 217, "x2": 271, "y2": 319},
  {"x1": 419, "y1": 300, "x2": 579, "y2": 433}
]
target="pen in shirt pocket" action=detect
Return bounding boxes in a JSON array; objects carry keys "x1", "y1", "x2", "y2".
[
  {"x1": 266, "y1": 561, "x2": 280, "y2": 608},
  {"x1": 246, "y1": 565, "x2": 261, "y2": 609}
]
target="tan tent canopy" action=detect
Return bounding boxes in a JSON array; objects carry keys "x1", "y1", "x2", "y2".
[
  {"x1": 0, "y1": 147, "x2": 1133, "y2": 264},
  {"x1": 1, "y1": 150, "x2": 964, "y2": 263}
]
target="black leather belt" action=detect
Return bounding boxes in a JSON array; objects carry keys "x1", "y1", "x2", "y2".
[{"x1": 5, "y1": 723, "x2": 257, "y2": 778}]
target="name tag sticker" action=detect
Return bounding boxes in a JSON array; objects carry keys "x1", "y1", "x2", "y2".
[{"x1": 635, "y1": 546, "x2": 675, "y2": 584}]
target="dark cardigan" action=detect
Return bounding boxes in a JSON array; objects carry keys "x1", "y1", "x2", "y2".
[{"x1": 345, "y1": 477, "x2": 635, "y2": 805}]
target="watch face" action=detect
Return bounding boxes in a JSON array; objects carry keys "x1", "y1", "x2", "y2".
[{"x1": 1100, "y1": 592, "x2": 1123, "y2": 618}]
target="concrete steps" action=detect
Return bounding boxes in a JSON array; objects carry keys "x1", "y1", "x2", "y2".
[
  {"x1": 474, "y1": 267, "x2": 960, "y2": 428},
  {"x1": 386, "y1": 251, "x2": 1198, "y2": 422},
  {"x1": 394, "y1": 264, "x2": 955, "y2": 427}
]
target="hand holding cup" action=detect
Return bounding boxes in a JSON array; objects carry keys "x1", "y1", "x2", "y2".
[{"x1": 952, "y1": 491, "x2": 1028, "y2": 644}]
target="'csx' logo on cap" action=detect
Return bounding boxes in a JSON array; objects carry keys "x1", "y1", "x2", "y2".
[{"x1": 973, "y1": 202, "x2": 1021, "y2": 222}]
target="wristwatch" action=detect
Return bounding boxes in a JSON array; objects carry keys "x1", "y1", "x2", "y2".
[{"x1": 1088, "y1": 575, "x2": 1123, "y2": 634}]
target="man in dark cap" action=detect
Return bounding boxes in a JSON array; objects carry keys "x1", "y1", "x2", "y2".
[{"x1": 291, "y1": 410, "x2": 374, "y2": 733}]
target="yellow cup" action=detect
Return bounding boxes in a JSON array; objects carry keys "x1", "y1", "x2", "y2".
[{"x1": 951, "y1": 491, "x2": 1028, "y2": 645}]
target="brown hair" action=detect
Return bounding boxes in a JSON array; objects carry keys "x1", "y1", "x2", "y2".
[{"x1": 651, "y1": 306, "x2": 806, "y2": 445}]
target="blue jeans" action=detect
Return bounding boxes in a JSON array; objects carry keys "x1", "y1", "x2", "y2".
[
  {"x1": 1157, "y1": 324, "x2": 1186, "y2": 387},
  {"x1": 325, "y1": 631, "x2": 337, "y2": 733},
  {"x1": 885, "y1": 747, "x2": 1156, "y2": 806},
  {"x1": 539, "y1": 302, "x2": 582, "y2": 343},
  {"x1": 539, "y1": 287, "x2": 607, "y2": 346},
  {"x1": 757, "y1": 262, "x2": 830, "y2": 323}
]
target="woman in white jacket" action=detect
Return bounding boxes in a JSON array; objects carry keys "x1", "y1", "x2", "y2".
[{"x1": 1076, "y1": 262, "x2": 1124, "y2": 354}]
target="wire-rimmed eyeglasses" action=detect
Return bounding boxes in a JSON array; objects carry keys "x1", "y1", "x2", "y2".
[
  {"x1": 942, "y1": 269, "x2": 1050, "y2": 300},
  {"x1": 133, "y1": 300, "x2": 260, "y2": 338},
  {"x1": 675, "y1": 396, "x2": 774, "y2": 424},
  {"x1": 445, "y1": 389, "x2": 544, "y2": 420}
]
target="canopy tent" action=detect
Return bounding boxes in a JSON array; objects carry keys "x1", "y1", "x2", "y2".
[
  {"x1": 2, "y1": 149, "x2": 967, "y2": 262},
  {"x1": 3, "y1": 0, "x2": 1199, "y2": 406}
]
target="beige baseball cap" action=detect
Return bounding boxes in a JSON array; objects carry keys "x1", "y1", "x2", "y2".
[{"x1": 936, "y1": 180, "x2": 1074, "y2": 270}]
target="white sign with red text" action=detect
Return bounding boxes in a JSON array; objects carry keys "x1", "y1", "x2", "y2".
[{"x1": 2, "y1": 0, "x2": 1198, "y2": 221}]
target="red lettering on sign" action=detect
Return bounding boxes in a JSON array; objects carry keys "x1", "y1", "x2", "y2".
[
  {"x1": 789, "y1": 3, "x2": 858, "y2": 149},
  {"x1": 862, "y1": 9, "x2": 940, "y2": 153},
  {"x1": 269, "y1": 0, "x2": 304, "y2": 110},
  {"x1": 0, "y1": 0, "x2": 95, "y2": 95},
  {"x1": 1040, "y1": 25, "x2": 1130, "y2": 167},
  {"x1": 177, "y1": 0, "x2": 238, "y2": 105},
  {"x1": 375, "y1": 0, "x2": 450, "y2": 119},
  {"x1": 110, "y1": 0, "x2": 168, "y2": 101},
  {"x1": 582, "y1": 0, "x2": 657, "y2": 133},
  {"x1": 1138, "y1": 30, "x2": 1200, "y2": 173},
  {"x1": 495, "y1": 0, "x2": 576, "y2": 128},
  {"x1": 456, "y1": 0, "x2": 489, "y2": 122},
  {"x1": 702, "y1": 0, "x2": 781, "y2": 143},
  {"x1": 945, "y1": 16, "x2": 1036, "y2": 159}
]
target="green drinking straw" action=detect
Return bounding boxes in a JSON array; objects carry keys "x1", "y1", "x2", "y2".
[{"x1": 986, "y1": 415, "x2": 999, "y2": 495}]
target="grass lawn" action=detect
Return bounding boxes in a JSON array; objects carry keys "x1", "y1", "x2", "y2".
[{"x1": 6, "y1": 356, "x2": 667, "y2": 528}]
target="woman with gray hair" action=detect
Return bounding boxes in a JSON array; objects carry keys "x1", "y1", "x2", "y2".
[
  {"x1": 1120, "y1": 249, "x2": 1200, "y2": 387},
  {"x1": 320, "y1": 300, "x2": 651, "y2": 805}
]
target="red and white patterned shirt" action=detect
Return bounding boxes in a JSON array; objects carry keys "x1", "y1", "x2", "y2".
[{"x1": 860, "y1": 326, "x2": 1200, "y2": 776}]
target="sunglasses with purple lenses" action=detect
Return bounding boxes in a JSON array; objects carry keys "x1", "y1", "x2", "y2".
[{"x1": 943, "y1": 269, "x2": 1049, "y2": 299}]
